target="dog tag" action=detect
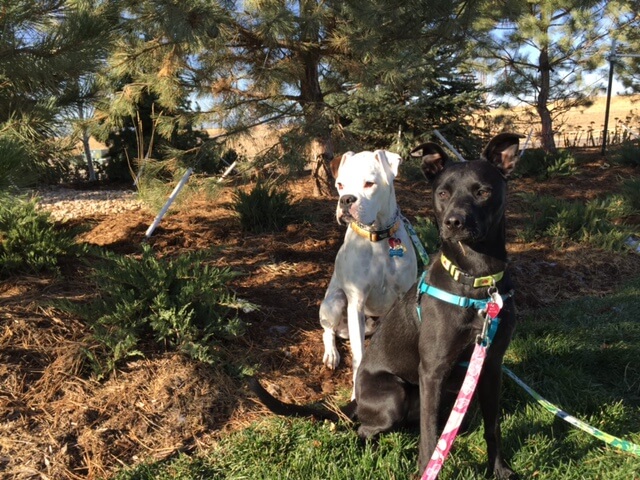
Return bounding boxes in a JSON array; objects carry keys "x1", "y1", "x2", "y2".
[
  {"x1": 486, "y1": 291, "x2": 503, "y2": 318},
  {"x1": 388, "y1": 237, "x2": 405, "y2": 257}
]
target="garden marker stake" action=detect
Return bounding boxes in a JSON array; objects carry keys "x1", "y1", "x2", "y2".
[
  {"x1": 145, "y1": 168, "x2": 193, "y2": 239},
  {"x1": 217, "y1": 160, "x2": 237, "y2": 183},
  {"x1": 432, "y1": 130, "x2": 466, "y2": 162}
]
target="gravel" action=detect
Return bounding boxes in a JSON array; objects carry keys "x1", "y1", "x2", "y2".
[{"x1": 30, "y1": 187, "x2": 146, "y2": 221}]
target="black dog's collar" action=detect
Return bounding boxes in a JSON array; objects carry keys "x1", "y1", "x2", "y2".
[{"x1": 440, "y1": 253, "x2": 504, "y2": 288}]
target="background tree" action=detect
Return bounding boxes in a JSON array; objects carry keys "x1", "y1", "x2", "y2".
[
  {"x1": 58, "y1": 75, "x2": 101, "y2": 181},
  {"x1": 607, "y1": 3, "x2": 640, "y2": 94},
  {"x1": 91, "y1": 0, "x2": 227, "y2": 184},
  {"x1": 196, "y1": 0, "x2": 486, "y2": 195},
  {"x1": 332, "y1": 67, "x2": 485, "y2": 159},
  {"x1": 473, "y1": 0, "x2": 623, "y2": 153},
  {"x1": 0, "y1": 0, "x2": 116, "y2": 186}
]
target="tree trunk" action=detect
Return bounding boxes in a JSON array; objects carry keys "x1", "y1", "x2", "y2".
[
  {"x1": 77, "y1": 100, "x2": 97, "y2": 182},
  {"x1": 537, "y1": 46, "x2": 557, "y2": 153},
  {"x1": 299, "y1": 1, "x2": 334, "y2": 197},
  {"x1": 310, "y1": 138, "x2": 333, "y2": 197},
  {"x1": 82, "y1": 130, "x2": 97, "y2": 182},
  {"x1": 301, "y1": 75, "x2": 334, "y2": 197}
]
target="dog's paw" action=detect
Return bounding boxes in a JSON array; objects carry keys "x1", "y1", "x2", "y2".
[
  {"x1": 492, "y1": 462, "x2": 518, "y2": 480},
  {"x1": 322, "y1": 348, "x2": 340, "y2": 369}
]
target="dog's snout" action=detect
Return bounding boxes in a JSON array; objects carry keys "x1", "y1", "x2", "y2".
[
  {"x1": 445, "y1": 213, "x2": 464, "y2": 230},
  {"x1": 339, "y1": 194, "x2": 357, "y2": 210}
]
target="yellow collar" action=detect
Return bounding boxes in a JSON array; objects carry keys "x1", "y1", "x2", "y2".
[
  {"x1": 350, "y1": 219, "x2": 401, "y2": 242},
  {"x1": 440, "y1": 253, "x2": 504, "y2": 288}
]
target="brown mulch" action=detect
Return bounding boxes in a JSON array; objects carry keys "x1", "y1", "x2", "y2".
[{"x1": 1, "y1": 148, "x2": 639, "y2": 479}]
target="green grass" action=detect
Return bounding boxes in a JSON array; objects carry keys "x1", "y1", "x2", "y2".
[
  {"x1": 516, "y1": 192, "x2": 637, "y2": 251},
  {"x1": 114, "y1": 277, "x2": 640, "y2": 480}
]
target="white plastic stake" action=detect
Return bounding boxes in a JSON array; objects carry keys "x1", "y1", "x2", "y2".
[
  {"x1": 433, "y1": 130, "x2": 466, "y2": 162},
  {"x1": 217, "y1": 160, "x2": 237, "y2": 183},
  {"x1": 144, "y1": 168, "x2": 193, "y2": 238},
  {"x1": 520, "y1": 129, "x2": 533, "y2": 157}
]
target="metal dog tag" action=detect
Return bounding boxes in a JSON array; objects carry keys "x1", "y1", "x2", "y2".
[{"x1": 486, "y1": 291, "x2": 503, "y2": 318}]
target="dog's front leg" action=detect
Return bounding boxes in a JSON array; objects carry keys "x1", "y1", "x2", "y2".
[
  {"x1": 417, "y1": 359, "x2": 445, "y2": 474},
  {"x1": 320, "y1": 288, "x2": 347, "y2": 370},
  {"x1": 478, "y1": 358, "x2": 517, "y2": 479},
  {"x1": 321, "y1": 327, "x2": 340, "y2": 369}
]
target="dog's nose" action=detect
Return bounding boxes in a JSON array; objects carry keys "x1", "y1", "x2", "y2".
[
  {"x1": 339, "y1": 195, "x2": 357, "y2": 210},
  {"x1": 445, "y1": 213, "x2": 464, "y2": 230}
]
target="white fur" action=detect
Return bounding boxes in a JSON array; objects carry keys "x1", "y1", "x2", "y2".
[{"x1": 320, "y1": 150, "x2": 417, "y2": 398}]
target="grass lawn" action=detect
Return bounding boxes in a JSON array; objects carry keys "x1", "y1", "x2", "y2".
[{"x1": 113, "y1": 276, "x2": 640, "y2": 480}]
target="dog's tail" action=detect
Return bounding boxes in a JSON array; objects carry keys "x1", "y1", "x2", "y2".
[{"x1": 248, "y1": 376, "x2": 357, "y2": 423}]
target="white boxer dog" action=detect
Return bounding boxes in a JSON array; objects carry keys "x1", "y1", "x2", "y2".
[{"x1": 321, "y1": 149, "x2": 418, "y2": 398}]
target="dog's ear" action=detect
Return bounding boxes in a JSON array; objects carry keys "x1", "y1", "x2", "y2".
[
  {"x1": 332, "y1": 151, "x2": 354, "y2": 178},
  {"x1": 482, "y1": 133, "x2": 524, "y2": 176},
  {"x1": 374, "y1": 150, "x2": 402, "y2": 181},
  {"x1": 410, "y1": 143, "x2": 449, "y2": 182}
]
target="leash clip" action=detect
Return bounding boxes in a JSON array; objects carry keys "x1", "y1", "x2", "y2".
[
  {"x1": 477, "y1": 282, "x2": 503, "y2": 346},
  {"x1": 477, "y1": 311, "x2": 494, "y2": 345}
]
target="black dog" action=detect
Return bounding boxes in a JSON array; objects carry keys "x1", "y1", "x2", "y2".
[{"x1": 250, "y1": 133, "x2": 522, "y2": 479}]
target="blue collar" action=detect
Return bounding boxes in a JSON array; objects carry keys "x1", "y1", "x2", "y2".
[
  {"x1": 416, "y1": 271, "x2": 491, "y2": 312},
  {"x1": 418, "y1": 281, "x2": 490, "y2": 310},
  {"x1": 415, "y1": 271, "x2": 508, "y2": 346}
]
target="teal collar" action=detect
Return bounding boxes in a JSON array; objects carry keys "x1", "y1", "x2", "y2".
[
  {"x1": 418, "y1": 280, "x2": 490, "y2": 310},
  {"x1": 415, "y1": 271, "x2": 512, "y2": 346}
]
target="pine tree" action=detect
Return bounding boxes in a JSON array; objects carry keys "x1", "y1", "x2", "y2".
[
  {"x1": 474, "y1": 0, "x2": 624, "y2": 153},
  {"x1": 0, "y1": 0, "x2": 116, "y2": 186},
  {"x1": 91, "y1": 0, "x2": 226, "y2": 182},
  {"x1": 608, "y1": 2, "x2": 640, "y2": 94},
  {"x1": 196, "y1": 0, "x2": 485, "y2": 195},
  {"x1": 84, "y1": 1, "x2": 486, "y2": 194}
]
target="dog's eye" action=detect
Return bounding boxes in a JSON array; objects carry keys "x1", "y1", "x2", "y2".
[
  {"x1": 337, "y1": 182, "x2": 344, "y2": 190},
  {"x1": 477, "y1": 188, "x2": 492, "y2": 200},
  {"x1": 364, "y1": 181, "x2": 374, "y2": 189},
  {"x1": 437, "y1": 190, "x2": 449, "y2": 200}
]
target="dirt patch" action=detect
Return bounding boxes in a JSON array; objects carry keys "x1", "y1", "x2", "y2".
[{"x1": 1, "y1": 148, "x2": 639, "y2": 479}]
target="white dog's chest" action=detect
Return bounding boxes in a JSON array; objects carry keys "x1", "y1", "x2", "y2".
[{"x1": 334, "y1": 230, "x2": 415, "y2": 312}]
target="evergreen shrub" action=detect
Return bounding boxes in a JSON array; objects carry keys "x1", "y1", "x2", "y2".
[
  {"x1": 0, "y1": 195, "x2": 78, "y2": 277},
  {"x1": 72, "y1": 245, "x2": 252, "y2": 377},
  {"x1": 232, "y1": 180, "x2": 295, "y2": 233}
]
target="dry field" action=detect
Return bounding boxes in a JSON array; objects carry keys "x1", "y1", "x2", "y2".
[
  {"x1": 491, "y1": 94, "x2": 640, "y2": 148},
  {"x1": 207, "y1": 95, "x2": 640, "y2": 158}
]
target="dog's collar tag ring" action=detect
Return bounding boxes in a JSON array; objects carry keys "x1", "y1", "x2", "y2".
[
  {"x1": 478, "y1": 292, "x2": 502, "y2": 346},
  {"x1": 388, "y1": 237, "x2": 406, "y2": 257},
  {"x1": 485, "y1": 285, "x2": 503, "y2": 319}
]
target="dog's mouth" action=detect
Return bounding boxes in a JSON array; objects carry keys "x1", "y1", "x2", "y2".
[
  {"x1": 441, "y1": 225, "x2": 482, "y2": 244},
  {"x1": 338, "y1": 211, "x2": 356, "y2": 225}
]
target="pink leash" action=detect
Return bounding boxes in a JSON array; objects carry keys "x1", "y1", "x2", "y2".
[{"x1": 420, "y1": 342, "x2": 488, "y2": 480}]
